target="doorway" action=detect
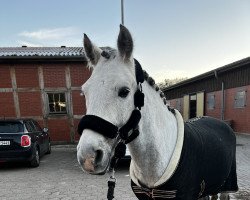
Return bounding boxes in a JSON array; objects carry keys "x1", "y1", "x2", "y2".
[
  {"x1": 183, "y1": 92, "x2": 204, "y2": 121},
  {"x1": 189, "y1": 94, "x2": 197, "y2": 119}
]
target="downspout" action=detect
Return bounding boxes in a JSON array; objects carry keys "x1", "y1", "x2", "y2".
[
  {"x1": 221, "y1": 81, "x2": 225, "y2": 120},
  {"x1": 214, "y1": 70, "x2": 225, "y2": 120}
]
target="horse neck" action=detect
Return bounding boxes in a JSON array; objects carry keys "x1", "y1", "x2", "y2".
[{"x1": 128, "y1": 82, "x2": 178, "y2": 188}]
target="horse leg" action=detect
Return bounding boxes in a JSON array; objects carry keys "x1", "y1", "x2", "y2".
[{"x1": 220, "y1": 193, "x2": 230, "y2": 200}]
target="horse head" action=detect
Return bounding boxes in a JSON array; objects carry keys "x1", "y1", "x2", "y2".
[{"x1": 77, "y1": 25, "x2": 138, "y2": 174}]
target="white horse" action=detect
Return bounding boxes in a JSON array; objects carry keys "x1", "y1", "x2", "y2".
[{"x1": 77, "y1": 25, "x2": 238, "y2": 200}]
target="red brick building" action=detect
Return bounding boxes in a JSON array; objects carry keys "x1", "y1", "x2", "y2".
[
  {"x1": 0, "y1": 47, "x2": 91, "y2": 143},
  {"x1": 163, "y1": 57, "x2": 250, "y2": 134}
]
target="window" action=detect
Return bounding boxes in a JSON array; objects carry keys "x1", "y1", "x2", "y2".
[
  {"x1": 234, "y1": 90, "x2": 246, "y2": 108},
  {"x1": 207, "y1": 94, "x2": 215, "y2": 110},
  {"x1": 47, "y1": 93, "x2": 67, "y2": 114},
  {"x1": 32, "y1": 120, "x2": 42, "y2": 132},
  {"x1": 24, "y1": 121, "x2": 36, "y2": 132},
  {"x1": 0, "y1": 122, "x2": 23, "y2": 133}
]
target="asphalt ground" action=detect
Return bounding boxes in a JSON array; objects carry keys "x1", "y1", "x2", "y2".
[{"x1": 0, "y1": 134, "x2": 249, "y2": 200}]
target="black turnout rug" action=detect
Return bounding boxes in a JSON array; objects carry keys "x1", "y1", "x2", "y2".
[{"x1": 132, "y1": 116, "x2": 238, "y2": 200}]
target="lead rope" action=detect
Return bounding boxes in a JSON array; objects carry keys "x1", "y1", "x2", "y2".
[
  {"x1": 107, "y1": 169, "x2": 116, "y2": 200},
  {"x1": 107, "y1": 142, "x2": 126, "y2": 200}
]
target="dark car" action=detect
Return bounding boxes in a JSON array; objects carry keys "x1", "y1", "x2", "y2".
[{"x1": 0, "y1": 119, "x2": 51, "y2": 167}]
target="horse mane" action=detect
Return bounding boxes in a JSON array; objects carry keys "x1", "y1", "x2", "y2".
[{"x1": 142, "y1": 70, "x2": 168, "y2": 105}]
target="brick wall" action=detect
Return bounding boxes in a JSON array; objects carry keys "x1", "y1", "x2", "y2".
[
  {"x1": 224, "y1": 86, "x2": 250, "y2": 133},
  {"x1": 70, "y1": 64, "x2": 91, "y2": 87},
  {"x1": 43, "y1": 64, "x2": 66, "y2": 88},
  {"x1": 169, "y1": 85, "x2": 250, "y2": 134},
  {"x1": 18, "y1": 92, "x2": 42, "y2": 116},
  {"x1": 169, "y1": 99, "x2": 176, "y2": 108},
  {"x1": 47, "y1": 119, "x2": 71, "y2": 142},
  {"x1": 205, "y1": 86, "x2": 250, "y2": 133},
  {"x1": 0, "y1": 62, "x2": 90, "y2": 142},
  {"x1": 169, "y1": 98, "x2": 183, "y2": 114},
  {"x1": 74, "y1": 119, "x2": 81, "y2": 141},
  {"x1": 0, "y1": 65, "x2": 12, "y2": 88},
  {"x1": 72, "y1": 91, "x2": 86, "y2": 115},
  {"x1": 0, "y1": 93, "x2": 16, "y2": 117},
  {"x1": 15, "y1": 65, "x2": 39, "y2": 88}
]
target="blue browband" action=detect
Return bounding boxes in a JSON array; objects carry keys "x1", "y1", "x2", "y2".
[{"x1": 78, "y1": 59, "x2": 144, "y2": 144}]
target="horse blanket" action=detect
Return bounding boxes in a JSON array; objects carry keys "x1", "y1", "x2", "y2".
[{"x1": 131, "y1": 116, "x2": 238, "y2": 200}]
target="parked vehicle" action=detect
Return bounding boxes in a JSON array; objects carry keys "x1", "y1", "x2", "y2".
[{"x1": 0, "y1": 119, "x2": 51, "y2": 167}]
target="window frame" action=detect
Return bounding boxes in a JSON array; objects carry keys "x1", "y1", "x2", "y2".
[
  {"x1": 207, "y1": 93, "x2": 215, "y2": 110},
  {"x1": 234, "y1": 89, "x2": 247, "y2": 108},
  {"x1": 47, "y1": 92, "x2": 67, "y2": 115}
]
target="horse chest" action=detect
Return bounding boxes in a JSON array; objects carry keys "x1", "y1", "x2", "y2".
[{"x1": 131, "y1": 117, "x2": 238, "y2": 200}]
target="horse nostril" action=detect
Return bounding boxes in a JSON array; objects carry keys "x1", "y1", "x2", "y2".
[{"x1": 95, "y1": 149, "x2": 104, "y2": 166}]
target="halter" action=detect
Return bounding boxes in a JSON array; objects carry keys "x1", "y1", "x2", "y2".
[
  {"x1": 77, "y1": 58, "x2": 145, "y2": 143},
  {"x1": 77, "y1": 58, "x2": 144, "y2": 200}
]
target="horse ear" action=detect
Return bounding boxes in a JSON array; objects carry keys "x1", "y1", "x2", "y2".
[
  {"x1": 83, "y1": 34, "x2": 101, "y2": 66},
  {"x1": 117, "y1": 24, "x2": 133, "y2": 61}
]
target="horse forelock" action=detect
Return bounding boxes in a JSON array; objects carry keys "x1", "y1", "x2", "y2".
[{"x1": 100, "y1": 47, "x2": 117, "y2": 59}]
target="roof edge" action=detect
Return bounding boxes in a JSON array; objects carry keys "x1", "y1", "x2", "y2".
[
  {"x1": 163, "y1": 57, "x2": 250, "y2": 92},
  {"x1": 0, "y1": 55, "x2": 87, "y2": 64}
]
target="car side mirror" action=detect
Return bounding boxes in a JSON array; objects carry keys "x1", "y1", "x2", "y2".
[{"x1": 43, "y1": 128, "x2": 49, "y2": 133}]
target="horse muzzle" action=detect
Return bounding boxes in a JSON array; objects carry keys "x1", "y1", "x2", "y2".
[{"x1": 77, "y1": 144, "x2": 110, "y2": 175}]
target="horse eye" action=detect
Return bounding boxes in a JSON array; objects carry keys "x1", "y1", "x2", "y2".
[{"x1": 118, "y1": 87, "x2": 130, "y2": 98}]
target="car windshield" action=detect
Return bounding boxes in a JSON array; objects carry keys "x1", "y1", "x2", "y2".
[{"x1": 0, "y1": 122, "x2": 24, "y2": 133}]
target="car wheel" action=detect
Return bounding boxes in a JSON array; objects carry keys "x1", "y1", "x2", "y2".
[
  {"x1": 30, "y1": 147, "x2": 40, "y2": 167},
  {"x1": 46, "y1": 141, "x2": 51, "y2": 154}
]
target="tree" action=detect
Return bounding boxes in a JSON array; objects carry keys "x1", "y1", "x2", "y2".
[{"x1": 158, "y1": 77, "x2": 188, "y2": 90}]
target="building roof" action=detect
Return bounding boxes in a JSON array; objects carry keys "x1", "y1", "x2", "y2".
[
  {"x1": 163, "y1": 57, "x2": 250, "y2": 92},
  {"x1": 0, "y1": 47, "x2": 85, "y2": 57},
  {"x1": 0, "y1": 47, "x2": 87, "y2": 63}
]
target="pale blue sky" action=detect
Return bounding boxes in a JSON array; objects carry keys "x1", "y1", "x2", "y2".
[{"x1": 0, "y1": 0, "x2": 249, "y2": 82}]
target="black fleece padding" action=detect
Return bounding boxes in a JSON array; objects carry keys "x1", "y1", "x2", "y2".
[
  {"x1": 119, "y1": 109, "x2": 141, "y2": 140},
  {"x1": 78, "y1": 115, "x2": 118, "y2": 138},
  {"x1": 134, "y1": 58, "x2": 144, "y2": 84},
  {"x1": 77, "y1": 109, "x2": 141, "y2": 142},
  {"x1": 131, "y1": 117, "x2": 238, "y2": 200},
  {"x1": 134, "y1": 90, "x2": 144, "y2": 109},
  {"x1": 125, "y1": 129, "x2": 139, "y2": 144}
]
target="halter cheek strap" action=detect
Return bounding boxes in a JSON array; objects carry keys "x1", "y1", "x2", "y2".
[{"x1": 119, "y1": 109, "x2": 141, "y2": 142}]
